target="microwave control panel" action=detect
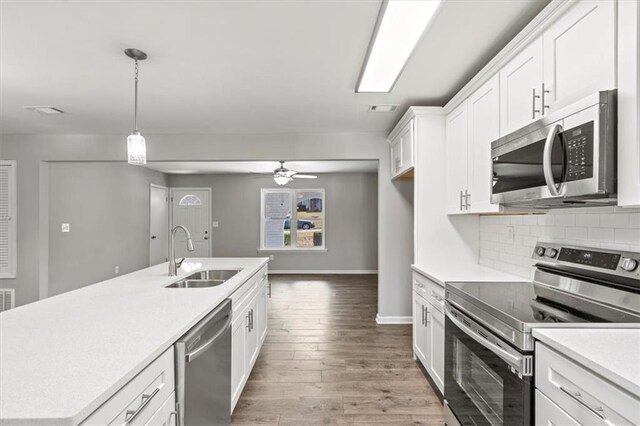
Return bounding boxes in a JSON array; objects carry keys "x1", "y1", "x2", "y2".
[{"x1": 563, "y1": 121, "x2": 594, "y2": 182}]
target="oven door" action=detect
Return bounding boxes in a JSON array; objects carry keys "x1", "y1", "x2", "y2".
[{"x1": 444, "y1": 304, "x2": 533, "y2": 426}]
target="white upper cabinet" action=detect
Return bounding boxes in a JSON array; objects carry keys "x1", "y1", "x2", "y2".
[
  {"x1": 467, "y1": 75, "x2": 501, "y2": 214},
  {"x1": 499, "y1": 38, "x2": 544, "y2": 136},
  {"x1": 445, "y1": 101, "x2": 469, "y2": 214},
  {"x1": 543, "y1": 0, "x2": 616, "y2": 114},
  {"x1": 388, "y1": 118, "x2": 415, "y2": 179}
]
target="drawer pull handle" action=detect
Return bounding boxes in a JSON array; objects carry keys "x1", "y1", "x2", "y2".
[
  {"x1": 125, "y1": 386, "x2": 160, "y2": 424},
  {"x1": 559, "y1": 386, "x2": 606, "y2": 420}
]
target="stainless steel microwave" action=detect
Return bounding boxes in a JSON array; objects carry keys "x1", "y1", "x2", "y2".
[{"x1": 491, "y1": 90, "x2": 616, "y2": 208}]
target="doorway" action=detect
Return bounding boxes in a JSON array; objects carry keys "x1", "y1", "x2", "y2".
[
  {"x1": 149, "y1": 184, "x2": 169, "y2": 266},
  {"x1": 170, "y1": 188, "x2": 211, "y2": 257}
]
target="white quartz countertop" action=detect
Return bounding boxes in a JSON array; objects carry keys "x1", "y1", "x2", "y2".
[
  {"x1": 533, "y1": 327, "x2": 640, "y2": 397},
  {"x1": 412, "y1": 263, "x2": 526, "y2": 286},
  {"x1": 0, "y1": 257, "x2": 269, "y2": 426}
]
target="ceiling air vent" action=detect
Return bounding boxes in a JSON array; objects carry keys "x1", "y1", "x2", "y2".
[
  {"x1": 0, "y1": 288, "x2": 15, "y2": 312},
  {"x1": 23, "y1": 106, "x2": 65, "y2": 115},
  {"x1": 369, "y1": 104, "x2": 398, "y2": 113}
]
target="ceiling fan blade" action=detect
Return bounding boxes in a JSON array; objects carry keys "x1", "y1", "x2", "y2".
[
  {"x1": 292, "y1": 174, "x2": 317, "y2": 179},
  {"x1": 283, "y1": 171, "x2": 296, "y2": 176}
]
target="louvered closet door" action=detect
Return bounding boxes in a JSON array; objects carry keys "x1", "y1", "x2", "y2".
[{"x1": 0, "y1": 161, "x2": 16, "y2": 278}]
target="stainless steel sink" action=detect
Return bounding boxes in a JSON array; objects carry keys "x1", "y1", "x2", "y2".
[
  {"x1": 165, "y1": 269, "x2": 242, "y2": 288},
  {"x1": 185, "y1": 269, "x2": 241, "y2": 281},
  {"x1": 165, "y1": 279, "x2": 226, "y2": 288}
]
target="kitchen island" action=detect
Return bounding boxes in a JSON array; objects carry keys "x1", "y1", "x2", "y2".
[{"x1": 0, "y1": 257, "x2": 269, "y2": 426}]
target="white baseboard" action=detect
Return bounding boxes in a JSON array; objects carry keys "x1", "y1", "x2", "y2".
[
  {"x1": 269, "y1": 270, "x2": 378, "y2": 274},
  {"x1": 376, "y1": 314, "x2": 412, "y2": 325}
]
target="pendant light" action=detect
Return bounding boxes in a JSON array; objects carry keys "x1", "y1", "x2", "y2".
[{"x1": 124, "y1": 48, "x2": 148, "y2": 165}]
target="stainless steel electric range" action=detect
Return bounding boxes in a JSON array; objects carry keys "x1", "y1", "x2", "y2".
[{"x1": 443, "y1": 242, "x2": 640, "y2": 426}]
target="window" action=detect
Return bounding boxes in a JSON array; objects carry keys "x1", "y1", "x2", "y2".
[
  {"x1": 260, "y1": 188, "x2": 325, "y2": 250},
  {"x1": 0, "y1": 161, "x2": 16, "y2": 278}
]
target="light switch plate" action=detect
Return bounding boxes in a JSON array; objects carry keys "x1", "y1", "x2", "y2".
[
  {"x1": 61, "y1": 223, "x2": 70, "y2": 233},
  {"x1": 212, "y1": 221, "x2": 219, "y2": 228}
]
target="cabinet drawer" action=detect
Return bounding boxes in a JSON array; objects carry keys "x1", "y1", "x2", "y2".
[
  {"x1": 535, "y1": 389, "x2": 579, "y2": 426},
  {"x1": 231, "y1": 266, "x2": 267, "y2": 315},
  {"x1": 82, "y1": 347, "x2": 175, "y2": 425},
  {"x1": 144, "y1": 391, "x2": 176, "y2": 426},
  {"x1": 412, "y1": 272, "x2": 444, "y2": 312},
  {"x1": 535, "y1": 343, "x2": 639, "y2": 425}
]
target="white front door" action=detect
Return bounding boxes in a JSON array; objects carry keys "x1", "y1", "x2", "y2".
[
  {"x1": 149, "y1": 184, "x2": 169, "y2": 266},
  {"x1": 171, "y1": 188, "x2": 211, "y2": 257}
]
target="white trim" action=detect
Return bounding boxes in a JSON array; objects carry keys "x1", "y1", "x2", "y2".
[
  {"x1": 0, "y1": 161, "x2": 17, "y2": 279},
  {"x1": 443, "y1": 0, "x2": 573, "y2": 114},
  {"x1": 269, "y1": 270, "x2": 378, "y2": 274},
  {"x1": 375, "y1": 314, "x2": 412, "y2": 325},
  {"x1": 149, "y1": 184, "x2": 169, "y2": 265},
  {"x1": 257, "y1": 248, "x2": 327, "y2": 253}
]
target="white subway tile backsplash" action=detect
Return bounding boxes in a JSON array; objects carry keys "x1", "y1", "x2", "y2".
[{"x1": 479, "y1": 207, "x2": 640, "y2": 279}]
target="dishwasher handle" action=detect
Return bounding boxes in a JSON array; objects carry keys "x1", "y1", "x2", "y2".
[{"x1": 185, "y1": 313, "x2": 232, "y2": 363}]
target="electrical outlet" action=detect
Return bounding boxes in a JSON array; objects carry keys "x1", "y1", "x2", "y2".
[
  {"x1": 114, "y1": 266, "x2": 119, "y2": 274},
  {"x1": 61, "y1": 223, "x2": 70, "y2": 233},
  {"x1": 269, "y1": 254, "x2": 275, "y2": 261},
  {"x1": 506, "y1": 226, "x2": 515, "y2": 243}
]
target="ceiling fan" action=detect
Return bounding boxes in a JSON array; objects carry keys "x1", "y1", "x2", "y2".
[{"x1": 273, "y1": 161, "x2": 317, "y2": 186}]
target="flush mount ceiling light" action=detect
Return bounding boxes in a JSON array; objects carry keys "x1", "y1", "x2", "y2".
[
  {"x1": 124, "y1": 48, "x2": 148, "y2": 165},
  {"x1": 23, "y1": 106, "x2": 65, "y2": 115},
  {"x1": 356, "y1": 0, "x2": 443, "y2": 93}
]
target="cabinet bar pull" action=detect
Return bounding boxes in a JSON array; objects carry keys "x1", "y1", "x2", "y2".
[
  {"x1": 421, "y1": 305, "x2": 425, "y2": 326},
  {"x1": 559, "y1": 386, "x2": 606, "y2": 420},
  {"x1": 541, "y1": 83, "x2": 550, "y2": 114},
  {"x1": 532, "y1": 88, "x2": 541, "y2": 119},
  {"x1": 125, "y1": 387, "x2": 161, "y2": 424},
  {"x1": 464, "y1": 190, "x2": 470, "y2": 210},
  {"x1": 425, "y1": 306, "x2": 430, "y2": 324},
  {"x1": 170, "y1": 402, "x2": 181, "y2": 426},
  {"x1": 459, "y1": 190, "x2": 464, "y2": 211}
]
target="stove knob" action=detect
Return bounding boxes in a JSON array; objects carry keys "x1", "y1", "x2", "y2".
[
  {"x1": 546, "y1": 248, "x2": 558, "y2": 258},
  {"x1": 535, "y1": 246, "x2": 546, "y2": 257},
  {"x1": 620, "y1": 257, "x2": 639, "y2": 272}
]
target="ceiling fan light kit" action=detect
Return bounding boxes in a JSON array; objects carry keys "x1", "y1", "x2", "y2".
[
  {"x1": 125, "y1": 48, "x2": 148, "y2": 165},
  {"x1": 272, "y1": 161, "x2": 317, "y2": 186}
]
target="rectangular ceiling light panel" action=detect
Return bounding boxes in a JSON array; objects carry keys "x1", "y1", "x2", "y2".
[{"x1": 357, "y1": 0, "x2": 442, "y2": 93}]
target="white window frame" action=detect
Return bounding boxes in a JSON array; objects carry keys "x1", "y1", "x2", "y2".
[
  {"x1": 259, "y1": 188, "x2": 326, "y2": 252},
  {"x1": 0, "y1": 160, "x2": 17, "y2": 279}
]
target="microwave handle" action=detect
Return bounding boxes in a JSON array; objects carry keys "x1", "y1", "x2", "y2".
[{"x1": 543, "y1": 123, "x2": 563, "y2": 196}]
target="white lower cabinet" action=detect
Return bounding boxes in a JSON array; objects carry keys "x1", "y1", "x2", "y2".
[
  {"x1": 535, "y1": 390, "x2": 580, "y2": 426},
  {"x1": 412, "y1": 272, "x2": 445, "y2": 395},
  {"x1": 144, "y1": 392, "x2": 177, "y2": 426},
  {"x1": 535, "y1": 342, "x2": 640, "y2": 425},
  {"x1": 82, "y1": 347, "x2": 175, "y2": 425},
  {"x1": 230, "y1": 266, "x2": 269, "y2": 413}
]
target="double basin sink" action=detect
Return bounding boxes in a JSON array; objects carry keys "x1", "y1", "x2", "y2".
[{"x1": 165, "y1": 269, "x2": 241, "y2": 288}]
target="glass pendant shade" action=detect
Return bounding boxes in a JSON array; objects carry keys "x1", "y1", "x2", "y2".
[
  {"x1": 274, "y1": 175, "x2": 291, "y2": 186},
  {"x1": 127, "y1": 132, "x2": 147, "y2": 165}
]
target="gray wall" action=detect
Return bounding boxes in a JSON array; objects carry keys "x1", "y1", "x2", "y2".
[
  {"x1": 47, "y1": 162, "x2": 168, "y2": 296},
  {"x1": 0, "y1": 132, "x2": 413, "y2": 320},
  {"x1": 168, "y1": 172, "x2": 378, "y2": 272}
]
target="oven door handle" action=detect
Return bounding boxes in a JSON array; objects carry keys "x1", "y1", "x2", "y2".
[
  {"x1": 543, "y1": 123, "x2": 563, "y2": 196},
  {"x1": 445, "y1": 308, "x2": 523, "y2": 370}
]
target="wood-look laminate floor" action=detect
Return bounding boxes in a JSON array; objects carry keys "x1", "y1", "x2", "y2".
[{"x1": 231, "y1": 274, "x2": 444, "y2": 426}]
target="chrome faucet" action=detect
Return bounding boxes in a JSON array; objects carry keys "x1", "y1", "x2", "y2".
[{"x1": 169, "y1": 225, "x2": 195, "y2": 276}]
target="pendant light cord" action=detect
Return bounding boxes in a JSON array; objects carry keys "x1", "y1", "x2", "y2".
[{"x1": 134, "y1": 60, "x2": 139, "y2": 132}]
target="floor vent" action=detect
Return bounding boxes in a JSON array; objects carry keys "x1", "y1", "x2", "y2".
[{"x1": 0, "y1": 288, "x2": 15, "y2": 312}]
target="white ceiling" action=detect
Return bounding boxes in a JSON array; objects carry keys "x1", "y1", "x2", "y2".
[
  {"x1": 143, "y1": 160, "x2": 378, "y2": 175},
  {"x1": 0, "y1": 0, "x2": 549, "y2": 135}
]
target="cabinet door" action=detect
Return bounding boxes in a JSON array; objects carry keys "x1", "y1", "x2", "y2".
[
  {"x1": 257, "y1": 280, "x2": 268, "y2": 345},
  {"x1": 500, "y1": 38, "x2": 543, "y2": 135},
  {"x1": 427, "y1": 304, "x2": 445, "y2": 394},
  {"x1": 144, "y1": 392, "x2": 177, "y2": 426},
  {"x1": 412, "y1": 294, "x2": 428, "y2": 364},
  {"x1": 400, "y1": 119, "x2": 414, "y2": 172},
  {"x1": 543, "y1": 0, "x2": 616, "y2": 114},
  {"x1": 390, "y1": 135, "x2": 402, "y2": 176},
  {"x1": 467, "y1": 74, "x2": 500, "y2": 214},
  {"x1": 535, "y1": 390, "x2": 581, "y2": 426},
  {"x1": 246, "y1": 301, "x2": 260, "y2": 368},
  {"x1": 230, "y1": 315, "x2": 248, "y2": 411},
  {"x1": 445, "y1": 101, "x2": 469, "y2": 214}
]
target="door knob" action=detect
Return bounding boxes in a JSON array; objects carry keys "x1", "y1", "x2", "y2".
[
  {"x1": 151, "y1": 235, "x2": 157, "y2": 239},
  {"x1": 204, "y1": 236, "x2": 208, "y2": 240}
]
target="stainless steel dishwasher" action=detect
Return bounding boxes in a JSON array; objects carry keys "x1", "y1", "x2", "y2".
[{"x1": 175, "y1": 299, "x2": 232, "y2": 425}]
